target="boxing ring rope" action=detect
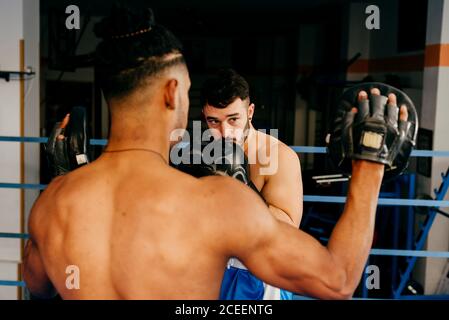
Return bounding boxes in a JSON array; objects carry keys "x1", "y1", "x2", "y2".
[
  {"x1": 1, "y1": 135, "x2": 449, "y2": 299},
  {"x1": 2, "y1": 135, "x2": 449, "y2": 157}
]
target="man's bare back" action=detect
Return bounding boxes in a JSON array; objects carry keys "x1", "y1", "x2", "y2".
[{"x1": 29, "y1": 152, "x2": 234, "y2": 299}]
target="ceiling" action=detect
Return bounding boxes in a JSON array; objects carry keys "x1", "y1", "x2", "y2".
[
  {"x1": 42, "y1": 0, "x2": 351, "y2": 15},
  {"x1": 42, "y1": 0, "x2": 351, "y2": 37}
]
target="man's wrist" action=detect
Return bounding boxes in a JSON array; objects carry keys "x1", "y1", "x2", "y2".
[{"x1": 352, "y1": 160, "x2": 384, "y2": 179}]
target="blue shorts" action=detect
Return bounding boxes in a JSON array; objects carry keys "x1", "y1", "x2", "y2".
[{"x1": 220, "y1": 261, "x2": 293, "y2": 300}]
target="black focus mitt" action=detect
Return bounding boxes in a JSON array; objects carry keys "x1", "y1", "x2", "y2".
[
  {"x1": 327, "y1": 82, "x2": 418, "y2": 181},
  {"x1": 45, "y1": 106, "x2": 90, "y2": 178}
]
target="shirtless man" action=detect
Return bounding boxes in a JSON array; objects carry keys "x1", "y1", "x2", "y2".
[
  {"x1": 201, "y1": 69, "x2": 302, "y2": 300},
  {"x1": 22, "y1": 7, "x2": 409, "y2": 299}
]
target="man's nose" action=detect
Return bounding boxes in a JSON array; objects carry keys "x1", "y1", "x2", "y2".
[{"x1": 220, "y1": 123, "x2": 234, "y2": 139}]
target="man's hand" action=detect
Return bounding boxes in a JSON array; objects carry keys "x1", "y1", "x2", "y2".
[
  {"x1": 45, "y1": 106, "x2": 90, "y2": 179},
  {"x1": 351, "y1": 88, "x2": 411, "y2": 166},
  {"x1": 45, "y1": 114, "x2": 71, "y2": 177}
]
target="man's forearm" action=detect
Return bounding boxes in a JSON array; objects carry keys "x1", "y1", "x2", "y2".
[{"x1": 327, "y1": 160, "x2": 384, "y2": 296}]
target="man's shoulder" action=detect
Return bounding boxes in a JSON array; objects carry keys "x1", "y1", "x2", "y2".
[
  {"x1": 251, "y1": 131, "x2": 299, "y2": 177},
  {"x1": 196, "y1": 175, "x2": 276, "y2": 248},
  {"x1": 29, "y1": 176, "x2": 67, "y2": 239},
  {"x1": 196, "y1": 176, "x2": 263, "y2": 218},
  {"x1": 198, "y1": 175, "x2": 245, "y2": 195},
  {"x1": 36, "y1": 175, "x2": 67, "y2": 209},
  {"x1": 253, "y1": 130, "x2": 297, "y2": 158},
  {"x1": 278, "y1": 142, "x2": 300, "y2": 166},
  {"x1": 30, "y1": 169, "x2": 88, "y2": 227},
  {"x1": 43, "y1": 169, "x2": 86, "y2": 203}
]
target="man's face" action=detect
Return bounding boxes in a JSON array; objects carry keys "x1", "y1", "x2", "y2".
[{"x1": 203, "y1": 98, "x2": 254, "y2": 146}]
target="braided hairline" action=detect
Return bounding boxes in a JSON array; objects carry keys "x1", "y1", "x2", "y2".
[
  {"x1": 99, "y1": 53, "x2": 186, "y2": 101},
  {"x1": 117, "y1": 53, "x2": 186, "y2": 78}
]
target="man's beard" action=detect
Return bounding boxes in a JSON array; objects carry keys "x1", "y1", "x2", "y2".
[{"x1": 232, "y1": 118, "x2": 251, "y2": 147}]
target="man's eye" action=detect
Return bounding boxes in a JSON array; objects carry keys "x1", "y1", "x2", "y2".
[
  {"x1": 208, "y1": 120, "x2": 219, "y2": 125},
  {"x1": 229, "y1": 118, "x2": 238, "y2": 123}
]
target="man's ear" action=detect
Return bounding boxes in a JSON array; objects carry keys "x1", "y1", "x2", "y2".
[
  {"x1": 164, "y1": 79, "x2": 178, "y2": 110},
  {"x1": 248, "y1": 103, "x2": 255, "y2": 120}
]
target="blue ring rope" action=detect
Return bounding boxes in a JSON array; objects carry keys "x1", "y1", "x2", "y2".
[
  {"x1": 303, "y1": 195, "x2": 449, "y2": 207},
  {"x1": 370, "y1": 249, "x2": 449, "y2": 258},
  {"x1": 0, "y1": 280, "x2": 25, "y2": 287},
  {"x1": 0, "y1": 136, "x2": 48, "y2": 143},
  {"x1": 1, "y1": 136, "x2": 449, "y2": 157},
  {"x1": 0, "y1": 232, "x2": 29, "y2": 239},
  {"x1": 0, "y1": 183, "x2": 47, "y2": 190}
]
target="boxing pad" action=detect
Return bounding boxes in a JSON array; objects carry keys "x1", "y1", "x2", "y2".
[
  {"x1": 327, "y1": 82, "x2": 418, "y2": 181},
  {"x1": 45, "y1": 106, "x2": 90, "y2": 178}
]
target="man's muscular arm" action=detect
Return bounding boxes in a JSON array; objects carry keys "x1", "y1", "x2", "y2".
[
  {"x1": 22, "y1": 191, "x2": 57, "y2": 298},
  {"x1": 211, "y1": 160, "x2": 383, "y2": 299},
  {"x1": 22, "y1": 239, "x2": 56, "y2": 298},
  {"x1": 261, "y1": 144, "x2": 303, "y2": 227}
]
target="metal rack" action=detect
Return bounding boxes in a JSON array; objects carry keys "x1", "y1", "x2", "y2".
[{"x1": 0, "y1": 70, "x2": 35, "y2": 81}]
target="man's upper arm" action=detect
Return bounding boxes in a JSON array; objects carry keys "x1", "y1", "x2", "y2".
[
  {"x1": 22, "y1": 239, "x2": 55, "y2": 298},
  {"x1": 22, "y1": 195, "x2": 56, "y2": 298},
  {"x1": 261, "y1": 144, "x2": 303, "y2": 226},
  {"x1": 241, "y1": 221, "x2": 348, "y2": 299},
  {"x1": 214, "y1": 178, "x2": 347, "y2": 299}
]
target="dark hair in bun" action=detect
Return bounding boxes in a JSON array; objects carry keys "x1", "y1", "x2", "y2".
[{"x1": 94, "y1": 4, "x2": 185, "y2": 101}]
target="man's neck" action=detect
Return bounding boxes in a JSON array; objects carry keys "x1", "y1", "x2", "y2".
[{"x1": 106, "y1": 114, "x2": 171, "y2": 163}]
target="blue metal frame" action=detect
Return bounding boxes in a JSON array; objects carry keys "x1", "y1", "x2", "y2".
[
  {"x1": 360, "y1": 174, "x2": 414, "y2": 298},
  {"x1": 391, "y1": 180, "x2": 401, "y2": 291},
  {"x1": 393, "y1": 167, "x2": 449, "y2": 298},
  {"x1": 406, "y1": 174, "x2": 416, "y2": 251}
]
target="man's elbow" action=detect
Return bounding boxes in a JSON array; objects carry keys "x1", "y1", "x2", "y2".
[
  {"x1": 320, "y1": 290, "x2": 353, "y2": 300},
  {"x1": 22, "y1": 265, "x2": 57, "y2": 299},
  {"x1": 24, "y1": 279, "x2": 57, "y2": 299},
  {"x1": 320, "y1": 266, "x2": 355, "y2": 300},
  {"x1": 296, "y1": 270, "x2": 353, "y2": 300},
  {"x1": 330, "y1": 276, "x2": 359, "y2": 300},
  {"x1": 330, "y1": 284, "x2": 354, "y2": 300},
  {"x1": 328, "y1": 267, "x2": 352, "y2": 299}
]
